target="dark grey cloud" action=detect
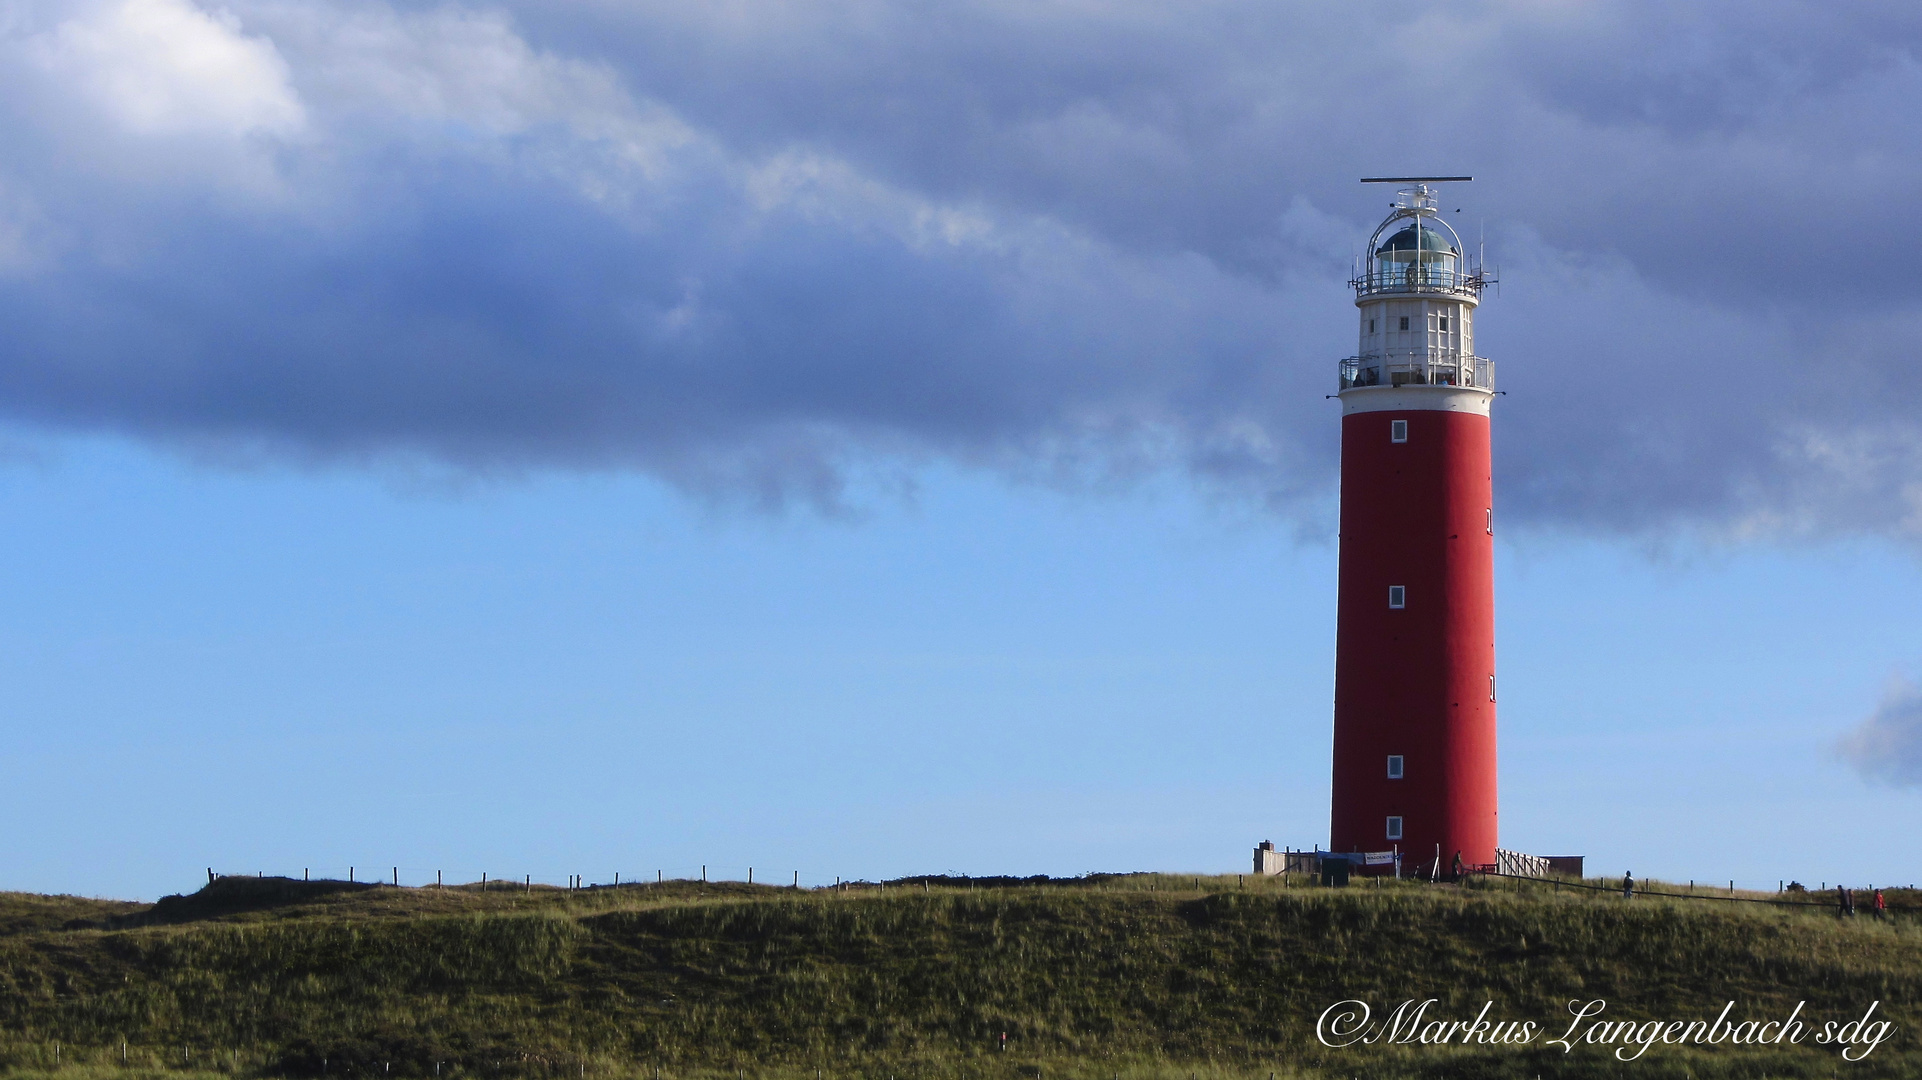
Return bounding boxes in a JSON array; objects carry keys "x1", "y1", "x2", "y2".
[
  {"x1": 1839, "y1": 679, "x2": 1922, "y2": 787},
  {"x1": 1, "y1": 0, "x2": 1921, "y2": 530}
]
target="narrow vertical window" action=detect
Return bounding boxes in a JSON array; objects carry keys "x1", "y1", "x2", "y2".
[
  {"x1": 1387, "y1": 755, "x2": 1404, "y2": 779},
  {"x1": 1438, "y1": 316, "x2": 1449, "y2": 332},
  {"x1": 1368, "y1": 318, "x2": 1376, "y2": 333},
  {"x1": 1486, "y1": 507, "x2": 1493, "y2": 535},
  {"x1": 1388, "y1": 585, "x2": 1406, "y2": 609},
  {"x1": 1398, "y1": 316, "x2": 1409, "y2": 331},
  {"x1": 1386, "y1": 816, "x2": 1403, "y2": 841},
  {"x1": 1490, "y1": 674, "x2": 1497, "y2": 701},
  {"x1": 1390, "y1": 419, "x2": 1408, "y2": 443}
]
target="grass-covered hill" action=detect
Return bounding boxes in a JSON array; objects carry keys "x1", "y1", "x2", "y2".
[{"x1": 0, "y1": 872, "x2": 1915, "y2": 1080}]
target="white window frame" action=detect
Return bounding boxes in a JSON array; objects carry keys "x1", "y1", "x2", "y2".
[
  {"x1": 1388, "y1": 585, "x2": 1406, "y2": 609},
  {"x1": 1390, "y1": 419, "x2": 1408, "y2": 443},
  {"x1": 1490, "y1": 674, "x2": 1497, "y2": 702},
  {"x1": 1387, "y1": 754, "x2": 1404, "y2": 779},
  {"x1": 1386, "y1": 816, "x2": 1403, "y2": 841}
]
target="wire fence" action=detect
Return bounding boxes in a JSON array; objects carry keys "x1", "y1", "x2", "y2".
[
  {"x1": 199, "y1": 866, "x2": 1045, "y2": 894},
  {"x1": 1470, "y1": 867, "x2": 1915, "y2": 915},
  {"x1": 201, "y1": 864, "x2": 1919, "y2": 919}
]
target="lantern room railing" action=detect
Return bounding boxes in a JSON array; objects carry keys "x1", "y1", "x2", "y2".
[
  {"x1": 1351, "y1": 265, "x2": 1486, "y2": 299},
  {"x1": 1340, "y1": 352, "x2": 1495, "y2": 392}
]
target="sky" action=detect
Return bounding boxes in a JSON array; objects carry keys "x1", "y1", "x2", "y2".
[{"x1": 1, "y1": 0, "x2": 1920, "y2": 899}]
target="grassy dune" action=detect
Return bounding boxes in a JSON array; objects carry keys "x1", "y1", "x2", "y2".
[{"x1": 0, "y1": 873, "x2": 1914, "y2": 1079}]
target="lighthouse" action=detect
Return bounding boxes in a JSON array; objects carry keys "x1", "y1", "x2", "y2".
[{"x1": 1329, "y1": 178, "x2": 1496, "y2": 876}]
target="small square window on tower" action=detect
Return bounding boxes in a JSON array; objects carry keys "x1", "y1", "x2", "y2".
[
  {"x1": 1398, "y1": 316, "x2": 1410, "y2": 331},
  {"x1": 1438, "y1": 316, "x2": 1449, "y2": 332},
  {"x1": 1390, "y1": 419, "x2": 1408, "y2": 443},
  {"x1": 1388, "y1": 585, "x2": 1406, "y2": 609},
  {"x1": 1386, "y1": 816, "x2": 1403, "y2": 841},
  {"x1": 1387, "y1": 755, "x2": 1404, "y2": 779}
]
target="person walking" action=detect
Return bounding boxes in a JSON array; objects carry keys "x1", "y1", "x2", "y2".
[
  {"x1": 1874, "y1": 889, "x2": 1886, "y2": 920},
  {"x1": 1623, "y1": 871, "x2": 1634, "y2": 899},
  {"x1": 1839, "y1": 886, "x2": 1854, "y2": 917},
  {"x1": 1451, "y1": 851, "x2": 1463, "y2": 882}
]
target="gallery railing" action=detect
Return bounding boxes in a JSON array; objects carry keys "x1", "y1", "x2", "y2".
[{"x1": 1339, "y1": 353, "x2": 1495, "y2": 392}]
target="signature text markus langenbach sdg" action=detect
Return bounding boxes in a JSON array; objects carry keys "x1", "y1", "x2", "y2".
[{"x1": 1315, "y1": 998, "x2": 1894, "y2": 1061}]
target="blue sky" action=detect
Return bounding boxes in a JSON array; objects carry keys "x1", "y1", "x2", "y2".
[
  {"x1": 2, "y1": 0, "x2": 1921, "y2": 899},
  {"x1": 3, "y1": 434, "x2": 1917, "y2": 899}
]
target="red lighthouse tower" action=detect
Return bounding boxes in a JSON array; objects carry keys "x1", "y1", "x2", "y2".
[{"x1": 1330, "y1": 178, "x2": 1496, "y2": 876}]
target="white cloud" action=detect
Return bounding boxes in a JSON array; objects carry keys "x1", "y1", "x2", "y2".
[
  {"x1": 233, "y1": 1, "x2": 710, "y2": 220},
  {"x1": 28, "y1": 0, "x2": 303, "y2": 139},
  {"x1": 1838, "y1": 677, "x2": 1922, "y2": 788}
]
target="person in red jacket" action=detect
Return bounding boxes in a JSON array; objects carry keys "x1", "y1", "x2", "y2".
[{"x1": 1874, "y1": 889, "x2": 1887, "y2": 919}]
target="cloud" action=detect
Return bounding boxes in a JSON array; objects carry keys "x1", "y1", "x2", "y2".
[
  {"x1": 1838, "y1": 678, "x2": 1922, "y2": 788},
  {"x1": 27, "y1": 0, "x2": 303, "y2": 139},
  {"x1": 0, "y1": 0, "x2": 1919, "y2": 528}
]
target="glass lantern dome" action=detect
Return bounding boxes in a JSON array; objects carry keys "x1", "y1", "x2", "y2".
[{"x1": 1376, "y1": 225, "x2": 1458, "y2": 261}]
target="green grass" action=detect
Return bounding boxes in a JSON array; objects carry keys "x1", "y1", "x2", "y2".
[{"x1": 0, "y1": 873, "x2": 1915, "y2": 1079}]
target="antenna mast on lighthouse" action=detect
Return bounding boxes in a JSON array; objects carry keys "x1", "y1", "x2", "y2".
[{"x1": 1329, "y1": 176, "x2": 1498, "y2": 880}]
